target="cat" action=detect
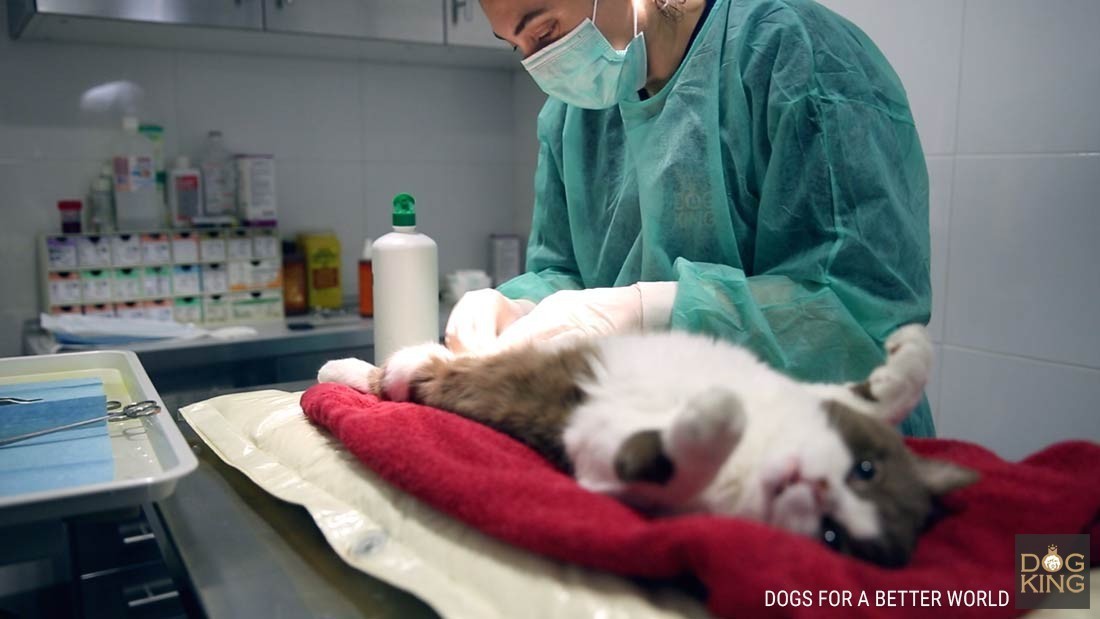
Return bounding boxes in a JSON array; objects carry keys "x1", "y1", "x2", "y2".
[{"x1": 317, "y1": 324, "x2": 977, "y2": 567}]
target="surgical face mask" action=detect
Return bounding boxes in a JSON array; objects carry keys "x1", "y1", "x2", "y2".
[{"x1": 521, "y1": 0, "x2": 647, "y2": 110}]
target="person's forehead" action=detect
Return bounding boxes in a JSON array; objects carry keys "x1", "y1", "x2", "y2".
[
  {"x1": 480, "y1": 0, "x2": 558, "y2": 38},
  {"x1": 481, "y1": 0, "x2": 546, "y2": 15},
  {"x1": 482, "y1": 0, "x2": 587, "y2": 20}
]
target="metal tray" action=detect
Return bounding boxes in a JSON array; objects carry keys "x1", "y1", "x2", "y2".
[{"x1": 0, "y1": 351, "x2": 198, "y2": 526}]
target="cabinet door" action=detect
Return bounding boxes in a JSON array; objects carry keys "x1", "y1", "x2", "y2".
[
  {"x1": 32, "y1": 0, "x2": 264, "y2": 29},
  {"x1": 263, "y1": 0, "x2": 443, "y2": 45},
  {"x1": 444, "y1": 0, "x2": 507, "y2": 49}
]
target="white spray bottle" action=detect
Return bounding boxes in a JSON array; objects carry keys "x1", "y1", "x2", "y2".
[{"x1": 372, "y1": 193, "x2": 439, "y2": 364}]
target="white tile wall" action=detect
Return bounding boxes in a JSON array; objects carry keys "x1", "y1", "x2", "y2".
[
  {"x1": 925, "y1": 156, "x2": 954, "y2": 343},
  {"x1": 175, "y1": 52, "x2": 365, "y2": 163},
  {"x1": 363, "y1": 64, "x2": 513, "y2": 165},
  {"x1": 939, "y1": 347, "x2": 1100, "y2": 461},
  {"x1": 957, "y1": 0, "x2": 1100, "y2": 154},
  {"x1": 946, "y1": 154, "x2": 1100, "y2": 368},
  {"x1": 0, "y1": 44, "x2": 178, "y2": 161},
  {"x1": 0, "y1": 4, "x2": 518, "y2": 358}
]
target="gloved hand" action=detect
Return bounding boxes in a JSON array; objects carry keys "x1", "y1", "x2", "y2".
[
  {"x1": 444, "y1": 288, "x2": 536, "y2": 355},
  {"x1": 496, "y1": 282, "x2": 677, "y2": 349}
]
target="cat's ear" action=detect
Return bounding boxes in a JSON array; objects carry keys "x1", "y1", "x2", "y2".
[{"x1": 914, "y1": 456, "x2": 979, "y2": 496}]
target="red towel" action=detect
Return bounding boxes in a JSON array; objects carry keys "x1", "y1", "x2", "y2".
[{"x1": 301, "y1": 383, "x2": 1100, "y2": 618}]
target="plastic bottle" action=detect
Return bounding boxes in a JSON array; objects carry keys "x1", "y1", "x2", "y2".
[
  {"x1": 372, "y1": 193, "x2": 438, "y2": 364},
  {"x1": 138, "y1": 123, "x2": 166, "y2": 210},
  {"x1": 168, "y1": 156, "x2": 204, "y2": 228},
  {"x1": 88, "y1": 172, "x2": 115, "y2": 233},
  {"x1": 112, "y1": 116, "x2": 162, "y2": 231},
  {"x1": 197, "y1": 130, "x2": 237, "y2": 225},
  {"x1": 358, "y1": 239, "x2": 374, "y2": 317}
]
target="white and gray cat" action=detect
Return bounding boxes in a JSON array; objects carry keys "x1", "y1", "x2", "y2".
[{"x1": 318, "y1": 324, "x2": 977, "y2": 567}]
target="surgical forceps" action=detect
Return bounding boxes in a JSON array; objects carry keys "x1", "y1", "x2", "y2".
[{"x1": 0, "y1": 400, "x2": 161, "y2": 448}]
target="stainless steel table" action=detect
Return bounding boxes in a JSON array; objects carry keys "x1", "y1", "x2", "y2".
[{"x1": 156, "y1": 381, "x2": 440, "y2": 619}]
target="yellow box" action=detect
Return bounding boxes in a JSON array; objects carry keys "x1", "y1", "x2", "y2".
[{"x1": 297, "y1": 232, "x2": 342, "y2": 310}]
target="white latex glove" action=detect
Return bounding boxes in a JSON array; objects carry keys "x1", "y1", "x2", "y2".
[
  {"x1": 444, "y1": 288, "x2": 536, "y2": 354},
  {"x1": 496, "y1": 282, "x2": 677, "y2": 350}
]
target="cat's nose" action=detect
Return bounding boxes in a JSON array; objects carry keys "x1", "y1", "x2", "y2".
[
  {"x1": 790, "y1": 473, "x2": 829, "y2": 508},
  {"x1": 781, "y1": 470, "x2": 830, "y2": 507}
]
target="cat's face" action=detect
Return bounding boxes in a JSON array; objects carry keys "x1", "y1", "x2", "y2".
[{"x1": 751, "y1": 402, "x2": 977, "y2": 567}]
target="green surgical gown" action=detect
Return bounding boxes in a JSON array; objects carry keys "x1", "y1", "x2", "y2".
[{"x1": 498, "y1": 0, "x2": 935, "y2": 437}]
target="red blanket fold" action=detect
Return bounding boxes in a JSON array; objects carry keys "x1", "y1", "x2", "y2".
[{"x1": 301, "y1": 383, "x2": 1100, "y2": 618}]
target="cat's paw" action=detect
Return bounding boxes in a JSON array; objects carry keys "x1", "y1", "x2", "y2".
[
  {"x1": 380, "y1": 342, "x2": 454, "y2": 402},
  {"x1": 666, "y1": 388, "x2": 745, "y2": 467},
  {"x1": 318, "y1": 358, "x2": 378, "y2": 394},
  {"x1": 614, "y1": 430, "x2": 675, "y2": 485},
  {"x1": 862, "y1": 325, "x2": 933, "y2": 420},
  {"x1": 884, "y1": 324, "x2": 933, "y2": 361}
]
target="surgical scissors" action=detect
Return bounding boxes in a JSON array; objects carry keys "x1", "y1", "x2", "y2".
[{"x1": 0, "y1": 400, "x2": 161, "y2": 448}]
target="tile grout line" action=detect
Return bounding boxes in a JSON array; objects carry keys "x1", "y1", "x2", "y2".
[
  {"x1": 939, "y1": 343, "x2": 1100, "y2": 374},
  {"x1": 359, "y1": 56, "x2": 370, "y2": 243},
  {"x1": 935, "y1": 0, "x2": 970, "y2": 420}
]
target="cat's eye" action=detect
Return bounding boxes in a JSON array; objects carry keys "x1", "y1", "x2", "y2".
[{"x1": 850, "y1": 459, "x2": 876, "y2": 481}]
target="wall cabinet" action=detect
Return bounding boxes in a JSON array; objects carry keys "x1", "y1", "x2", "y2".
[
  {"x1": 445, "y1": 0, "x2": 506, "y2": 50},
  {"x1": 263, "y1": 0, "x2": 443, "y2": 45},
  {"x1": 6, "y1": 0, "x2": 512, "y2": 66},
  {"x1": 7, "y1": 0, "x2": 264, "y2": 35}
]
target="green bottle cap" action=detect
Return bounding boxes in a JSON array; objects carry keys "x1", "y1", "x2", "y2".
[{"x1": 392, "y1": 193, "x2": 416, "y2": 227}]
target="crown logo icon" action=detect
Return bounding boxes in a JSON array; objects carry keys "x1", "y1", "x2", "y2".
[{"x1": 1041, "y1": 544, "x2": 1064, "y2": 573}]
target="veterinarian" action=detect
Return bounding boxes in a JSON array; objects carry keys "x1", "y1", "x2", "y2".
[{"x1": 446, "y1": 0, "x2": 935, "y2": 437}]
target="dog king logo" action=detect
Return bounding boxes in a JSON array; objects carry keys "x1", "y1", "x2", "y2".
[{"x1": 1015, "y1": 534, "x2": 1090, "y2": 609}]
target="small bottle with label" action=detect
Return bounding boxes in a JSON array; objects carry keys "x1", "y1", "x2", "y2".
[
  {"x1": 282, "y1": 241, "x2": 308, "y2": 316},
  {"x1": 168, "y1": 156, "x2": 204, "y2": 228},
  {"x1": 57, "y1": 200, "x2": 82, "y2": 234},
  {"x1": 358, "y1": 239, "x2": 374, "y2": 317}
]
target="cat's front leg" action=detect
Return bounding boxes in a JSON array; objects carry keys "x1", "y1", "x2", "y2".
[
  {"x1": 317, "y1": 358, "x2": 379, "y2": 393},
  {"x1": 852, "y1": 324, "x2": 933, "y2": 425}
]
